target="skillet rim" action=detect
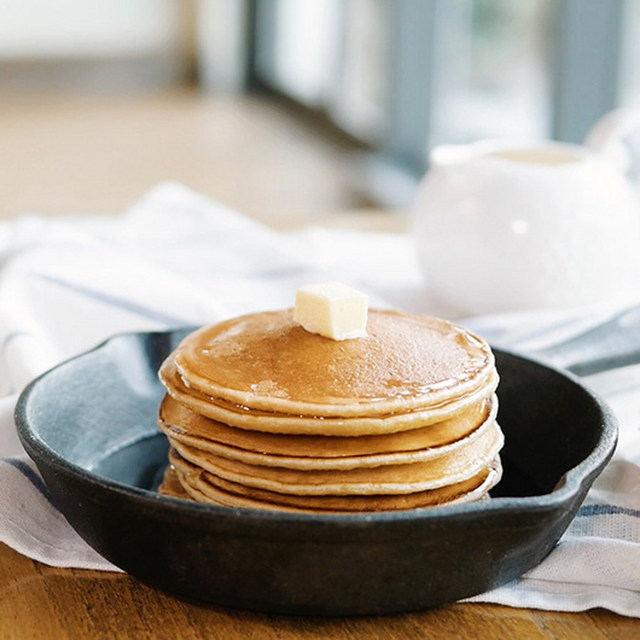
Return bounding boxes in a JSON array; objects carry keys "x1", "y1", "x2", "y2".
[{"x1": 14, "y1": 328, "x2": 618, "y2": 526}]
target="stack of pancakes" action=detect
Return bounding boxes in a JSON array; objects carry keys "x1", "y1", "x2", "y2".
[{"x1": 157, "y1": 308, "x2": 503, "y2": 513}]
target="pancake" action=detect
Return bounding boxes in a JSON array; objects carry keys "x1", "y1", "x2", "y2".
[
  {"x1": 159, "y1": 358, "x2": 499, "y2": 436},
  {"x1": 165, "y1": 450, "x2": 503, "y2": 512},
  {"x1": 169, "y1": 422, "x2": 503, "y2": 495},
  {"x1": 160, "y1": 463, "x2": 210, "y2": 503},
  {"x1": 164, "y1": 451, "x2": 502, "y2": 512},
  {"x1": 158, "y1": 464, "x2": 191, "y2": 499},
  {"x1": 163, "y1": 406, "x2": 500, "y2": 471},
  {"x1": 165, "y1": 309, "x2": 495, "y2": 418},
  {"x1": 158, "y1": 393, "x2": 497, "y2": 458},
  {"x1": 156, "y1": 304, "x2": 503, "y2": 512}
]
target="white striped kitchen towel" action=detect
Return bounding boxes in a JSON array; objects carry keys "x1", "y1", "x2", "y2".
[{"x1": 1, "y1": 182, "x2": 640, "y2": 615}]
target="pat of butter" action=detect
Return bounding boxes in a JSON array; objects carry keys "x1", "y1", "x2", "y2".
[{"x1": 294, "y1": 283, "x2": 368, "y2": 340}]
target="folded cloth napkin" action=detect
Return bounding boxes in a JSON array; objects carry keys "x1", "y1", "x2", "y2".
[{"x1": 1, "y1": 182, "x2": 640, "y2": 615}]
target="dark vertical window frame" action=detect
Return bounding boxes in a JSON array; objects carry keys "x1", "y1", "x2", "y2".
[
  {"x1": 551, "y1": 0, "x2": 625, "y2": 143},
  {"x1": 247, "y1": 0, "x2": 631, "y2": 207},
  {"x1": 382, "y1": 0, "x2": 440, "y2": 177},
  {"x1": 250, "y1": 0, "x2": 279, "y2": 89}
]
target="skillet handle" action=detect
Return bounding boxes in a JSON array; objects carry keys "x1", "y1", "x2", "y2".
[{"x1": 530, "y1": 305, "x2": 640, "y2": 377}]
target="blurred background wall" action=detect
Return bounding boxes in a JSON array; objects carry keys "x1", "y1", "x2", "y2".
[
  {"x1": 0, "y1": 1, "x2": 193, "y2": 89},
  {"x1": 0, "y1": 0, "x2": 638, "y2": 217}
]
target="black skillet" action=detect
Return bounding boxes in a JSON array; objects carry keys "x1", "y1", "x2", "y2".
[{"x1": 15, "y1": 314, "x2": 622, "y2": 616}]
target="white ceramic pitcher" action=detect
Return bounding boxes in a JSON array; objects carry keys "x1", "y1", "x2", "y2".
[{"x1": 413, "y1": 109, "x2": 640, "y2": 316}]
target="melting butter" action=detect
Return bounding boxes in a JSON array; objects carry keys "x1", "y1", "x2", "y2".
[{"x1": 294, "y1": 282, "x2": 368, "y2": 341}]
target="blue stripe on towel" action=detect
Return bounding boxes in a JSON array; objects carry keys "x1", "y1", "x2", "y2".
[
  {"x1": 29, "y1": 273, "x2": 192, "y2": 327},
  {"x1": 578, "y1": 504, "x2": 640, "y2": 519},
  {"x1": 3, "y1": 458, "x2": 57, "y2": 508}
]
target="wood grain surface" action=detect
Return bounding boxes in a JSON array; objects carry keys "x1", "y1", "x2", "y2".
[{"x1": 1, "y1": 543, "x2": 638, "y2": 639}]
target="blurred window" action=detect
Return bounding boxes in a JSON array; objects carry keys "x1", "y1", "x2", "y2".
[
  {"x1": 430, "y1": 0, "x2": 552, "y2": 146},
  {"x1": 261, "y1": 0, "x2": 341, "y2": 105},
  {"x1": 252, "y1": 0, "x2": 636, "y2": 194},
  {"x1": 0, "y1": 0, "x2": 191, "y2": 93},
  {"x1": 0, "y1": 0, "x2": 182, "y2": 58},
  {"x1": 620, "y1": 0, "x2": 640, "y2": 107},
  {"x1": 254, "y1": 0, "x2": 388, "y2": 141}
]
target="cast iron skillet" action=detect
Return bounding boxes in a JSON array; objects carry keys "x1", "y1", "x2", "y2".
[{"x1": 15, "y1": 322, "x2": 619, "y2": 616}]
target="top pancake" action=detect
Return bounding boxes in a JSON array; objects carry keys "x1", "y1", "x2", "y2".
[{"x1": 166, "y1": 308, "x2": 495, "y2": 417}]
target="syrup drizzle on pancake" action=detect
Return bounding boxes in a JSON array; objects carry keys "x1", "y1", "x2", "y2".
[{"x1": 157, "y1": 308, "x2": 503, "y2": 512}]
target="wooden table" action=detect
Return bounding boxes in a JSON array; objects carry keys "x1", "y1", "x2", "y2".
[
  {"x1": 1, "y1": 541, "x2": 637, "y2": 639},
  {"x1": 2, "y1": 370, "x2": 638, "y2": 640},
  {"x1": 0, "y1": 91, "x2": 638, "y2": 639}
]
